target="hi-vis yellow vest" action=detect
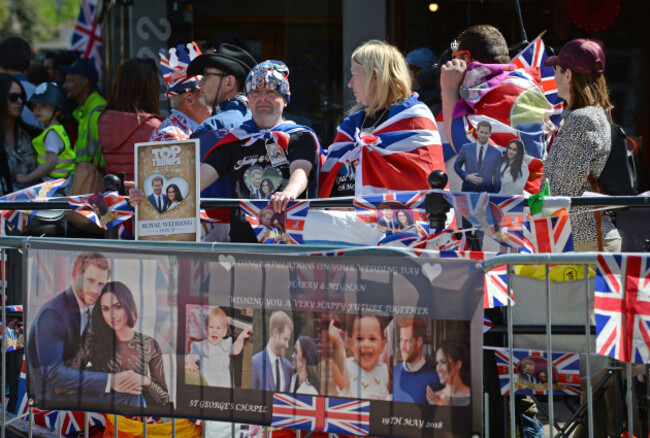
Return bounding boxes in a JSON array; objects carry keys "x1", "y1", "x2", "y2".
[{"x1": 32, "y1": 125, "x2": 75, "y2": 178}]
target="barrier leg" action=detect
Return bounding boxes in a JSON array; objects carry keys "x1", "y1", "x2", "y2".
[
  {"x1": 506, "y1": 264, "x2": 516, "y2": 438},
  {"x1": 28, "y1": 406, "x2": 33, "y2": 438},
  {"x1": 584, "y1": 263, "x2": 594, "y2": 438},
  {"x1": 114, "y1": 414, "x2": 118, "y2": 438},
  {"x1": 545, "y1": 264, "x2": 555, "y2": 436},
  {"x1": 56, "y1": 411, "x2": 62, "y2": 438},
  {"x1": 627, "y1": 362, "x2": 633, "y2": 436}
]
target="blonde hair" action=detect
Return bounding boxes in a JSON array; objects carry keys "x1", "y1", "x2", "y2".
[
  {"x1": 205, "y1": 307, "x2": 228, "y2": 330},
  {"x1": 349, "y1": 40, "x2": 412, "y2": 117}
]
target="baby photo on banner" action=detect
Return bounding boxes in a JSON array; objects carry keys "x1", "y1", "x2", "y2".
[
  {"x1": 24, "y1": 245, "x2": 178, "y2": 416},
  {"x1": 135, "y1": 139, "x2": 200, "y2": 241},
  {"x1": 25, "y1": 241, "x2": 484, "y2": 437}
]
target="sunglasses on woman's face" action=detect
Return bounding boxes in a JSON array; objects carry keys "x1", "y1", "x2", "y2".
[{"x1": 7, "y1": 93, "x2": 24, "y2": 103}]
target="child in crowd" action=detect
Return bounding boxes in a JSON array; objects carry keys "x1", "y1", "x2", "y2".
[
  {"x1": 15, "y1": 82, "x2": 74, "y2": 185},
  {"x1": 328, "y1": 315, "x2": 391, "y2": 400},
  {"x1": 185, "y1": 307, "x2": 252, "y2": 387}
]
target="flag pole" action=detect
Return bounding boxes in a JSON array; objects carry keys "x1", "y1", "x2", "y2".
[{"x1": 513, "y1": 0, "x2": 528, "y2": 42}]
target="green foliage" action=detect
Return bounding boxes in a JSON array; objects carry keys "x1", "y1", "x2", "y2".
[{"x1": 1, "y1": 0, "x2": 81, "y2": 43}]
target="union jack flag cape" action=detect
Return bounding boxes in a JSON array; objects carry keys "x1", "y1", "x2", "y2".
[
  {"x1": 150, "y1": 109, "x2": 198, "y2": 142},
  {"x1": 272, "y1": 393, "x2": 370, "y2": 436},
  {"x1": 68, "y1": 191, "x2": 133, "y2": 229},
  {"x1": 320, "y1": 93, "x2": 444, "y2": 197},
  {"x1": 492, "y1": 347, "x2": 581, "y2": 396},
  {"x1": 438, "y1": 60, "x2": 555, "y2": 162},
  {"x1": 240, "y1": 200, "x2": 309, "y2": 244},
  {"x1": 0, "y1": 179, "x2": 67, "y2": 235},
  {"x1": 205, "y1": 120, "x2": 323, "y2": 199},
  {"x1": 71, "y1": 0, "x2": 102, "y2": 82},
  {"x1": 510, "y1": 34, "x2": 563, "y2": 126},
  {"x1": 595, "y1": 254, "x2": 650, "y2": 364}
]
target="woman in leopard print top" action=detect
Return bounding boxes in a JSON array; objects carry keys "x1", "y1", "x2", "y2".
[{"x1": 543, "y1": 39, "x2": 621, "y2": 251}]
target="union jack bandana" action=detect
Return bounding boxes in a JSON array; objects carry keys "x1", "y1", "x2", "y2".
[
  {"x1": 244, "y1": 60, "x2": 291, "y2": 102},
  {"x1": 159, "y1": 42, "x2": 202, "y2": 98}
]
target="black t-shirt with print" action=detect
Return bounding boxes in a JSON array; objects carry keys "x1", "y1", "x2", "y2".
[
  {"x1": 329, "y1": 108, "x2": 390, "y2": 198},
  {"x1": 204, "y1": 131, "x2": 318, "y2": 242}
]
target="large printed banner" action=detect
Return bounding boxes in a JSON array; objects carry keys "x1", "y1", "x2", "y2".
[{"x1": 24, "y1": 241, "x2": 483, "y2": 437}]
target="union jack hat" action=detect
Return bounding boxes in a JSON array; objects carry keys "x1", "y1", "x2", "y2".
[
  {"x1": 244, "y1": 60, "x2": 291, "y2": 102},
  {"x1": 159, "y1": 42, "x2": 203, "y2": 98}
]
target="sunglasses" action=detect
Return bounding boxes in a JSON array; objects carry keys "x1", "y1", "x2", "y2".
[
  {"x1": 8, "y1": 92, "x2": 24, "y2": 103},
  {"x1": 202, "y1": 72, "x2": 228, "y2": 79},
  {"x1": 452, "y1": 50, "x2": 470, "y2": 60}
]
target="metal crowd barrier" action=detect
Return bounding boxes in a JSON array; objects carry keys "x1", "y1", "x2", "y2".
[
  {"x1": 1, "y1": 187, "x2": 649, "y2": 437},
  {"x1": 484, "y1": 252, "x2": 649, "y2": 438}
]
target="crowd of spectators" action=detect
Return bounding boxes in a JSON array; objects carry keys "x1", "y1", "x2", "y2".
[
  {"x1": 0, "y1": 29, "x2": 628, "y2": 255},
  {"x1": 0, "y1": 25, "x2": 641, "y2": 438}
]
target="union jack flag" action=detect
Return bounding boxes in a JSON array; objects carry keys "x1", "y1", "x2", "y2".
[
  {"x1": 523, "y1": 208, "x2": 574, "y2": 253},
  {"x1": 14, "y1": 355, "x2": 106, "y2": 431},
  {"x1": 0, "y1": 179, "x2": 67, "y2": 234},
  {"x1": 150, "y1": 110, "x2": 198, "y2": 142},
  {"x1": 438, "y1": 249, "x2": 492, "y2": 260},
  {"x1": 71, "y1": 0, "x2": 102, "y2": 82},
  {"x1": 3, "y1": 305, "x2": 23, "y2": 312},
  {"x1": 14, "y1": 354, "x2": 28, "y2": 416},
  {"x1": 492, "y1": 347, "x2": 581, "y2": 396},
  {"x1": 240, "y1": 200, "x2": 309, "y2": 244},
  {"x1": 406, "y1": 229, "x2": 467, "y2": 254},
  {"x1": 484, "y1": 315, "x2": 494, "y2": 333},
  {"x1": 68, "y1": 191, "x2": 133, "y2": 229},
  {"x1": 320, "y1": 93, "x2": 444, "y2": 197},
  {"x1": 441, "y1": 192, "x2": 531, "y2": 250},
  {"x1": 484, "y1": 264, "x2": 515, "y2": 308},
  {"x1": 510, "y1": 34, "x2": 563, "y2": 126},
  {"x1": 158, "y1": 42, "x2": 202, "y2": 98},
  {"x1": 595, "y1": 254, "x2": 650, "y2": 364},
  {"x1": 271, "y1": 393, "x2": 370, "y2": 436},
  {"x1": 354, "y1": 191, "x2": 429, "y2": 237}
]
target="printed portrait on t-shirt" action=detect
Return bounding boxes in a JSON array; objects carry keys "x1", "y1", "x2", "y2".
[{"x1": 244, "y1": 166, "x2": 283, "y2": 199}]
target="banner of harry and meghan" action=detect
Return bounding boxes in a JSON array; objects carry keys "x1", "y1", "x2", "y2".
[{"x1": 23, "y1": 241, "x2": 483, "y2": 437}]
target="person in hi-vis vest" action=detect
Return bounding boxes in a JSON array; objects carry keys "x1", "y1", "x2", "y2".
[{"x1": 16, "y1": 82, "x2": 74, "y2": 185}]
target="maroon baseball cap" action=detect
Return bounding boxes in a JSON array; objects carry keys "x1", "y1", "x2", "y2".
[{"x1": 544, "y1": 38, "x2": 606, "y2": 76}]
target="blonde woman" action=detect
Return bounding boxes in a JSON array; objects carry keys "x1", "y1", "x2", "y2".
[{"x1": 320, "y1": 40, "x2": 444, "y2": 197}]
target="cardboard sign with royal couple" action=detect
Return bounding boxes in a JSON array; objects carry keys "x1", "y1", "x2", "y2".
[{"x1": 135, "y1": 139, "x2": 200, "y2": 241}]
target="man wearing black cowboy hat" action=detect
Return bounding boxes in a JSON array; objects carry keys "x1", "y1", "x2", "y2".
[{"x1": 187, "y1": 43, "x2": 257, "y2": 139}]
